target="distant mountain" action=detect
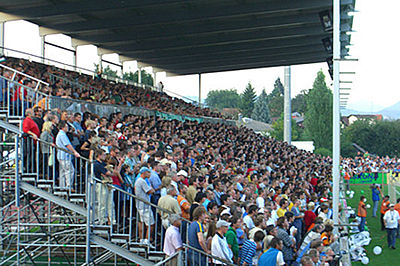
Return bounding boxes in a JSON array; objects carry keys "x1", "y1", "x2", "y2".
[
  {"x1": 377, "y1": 101, "x2": 400, "y2": 119},
  {"x1": 340, "y1": 108, "x2": 375, "y2": 116},
  {"x1": 341, "y1": 101, "x2": 400, "y2": 120}
]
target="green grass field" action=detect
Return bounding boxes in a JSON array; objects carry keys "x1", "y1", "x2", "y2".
[{"x1": 346, "y1": 184, "x2": 400, "y2": 265}]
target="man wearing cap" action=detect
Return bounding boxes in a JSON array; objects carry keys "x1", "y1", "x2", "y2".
[
  {"x1": 383, "y1": 204, "x2": 400, "y2": 249},
  {"x1": 171, "y1": 171, "x2": 184, "y2": 195},
  {"x1": 211, "y1": 220, "x2": 234, "y2": 264},
  {"x1": 134, "y1": 167, "x2": 155, "y2": 246},
  {"x1": 163, "y1": 214, "x2": 183, "y2": 265}
]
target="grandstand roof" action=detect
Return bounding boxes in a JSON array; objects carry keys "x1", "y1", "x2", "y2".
[{"x1": 1, "y1": 0, "x2": 355, "y2": 75}]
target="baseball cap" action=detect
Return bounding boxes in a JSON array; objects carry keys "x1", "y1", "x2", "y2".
[
  {"x1": 216, "y1": 220, "x2": 231, "y2": 228},
  {"x1": 177, "y1": 170, "x2": 188, "y2": 177},
  {"x1": 159, "y1": 158, "x2": 172, "y2": 166},
  {"x1": 139, "y1": 167, "x2": 151, "y2": 174}
]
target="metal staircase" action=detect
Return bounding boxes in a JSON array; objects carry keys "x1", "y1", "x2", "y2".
[{"x1": 0, "y1": 64, "x2": 234, "y2": 266}]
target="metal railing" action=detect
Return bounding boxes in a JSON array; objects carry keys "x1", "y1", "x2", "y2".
[
  {"x1": 0, "y1": 121, "x2": 234, "y2": 265},
  {"x1": 0, "y1": 68, "x2": 50, "y2": 119}
]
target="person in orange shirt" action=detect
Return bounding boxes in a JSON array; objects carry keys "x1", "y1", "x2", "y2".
[
  {"x1": 381, "y1": 195, "x2": 390, "y2": 231},
  {"x1": 358, "y1": 196, "x2": 367, "y2": 232},
  {"x1": 321, "y1": 224, "x2": 337, "y2": 246},
  {"x1": 394, "y1": 198, "x2": 400, "y2": 215},
  {"x1": 177, "y1": 184, "x2": 191, "y2": 220}
]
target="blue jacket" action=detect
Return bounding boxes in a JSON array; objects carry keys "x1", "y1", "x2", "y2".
[
  {"x1": 259, "y1": 248, "x2": 280, "y2": 266},
  {"x1": 372, "y1": 188, "x2": 380, "y2": 202}
]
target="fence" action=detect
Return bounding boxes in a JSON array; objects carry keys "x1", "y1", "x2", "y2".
[
  {"x1": 0, "y1": 122, "x2": 234, "y2": 265},
  {"x1": 49, "y1": 95, "x2": 236, "y2": 126},
  {"x1": 0, "y1": 64, "x2": 50, "y2": 120}
]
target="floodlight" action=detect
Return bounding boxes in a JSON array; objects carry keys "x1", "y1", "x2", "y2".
[
  {"x1": 322, "y1": 37, "x2": 333, "y2": 53},
  {"x1": 319, "y1": 11, "x2": 333, "y2": 31}
]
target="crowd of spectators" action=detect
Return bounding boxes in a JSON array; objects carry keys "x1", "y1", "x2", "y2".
[
  {"x1": 5, "y1": 56, "x2": 351, "y2": 265},
  {"x1": 21, "y1": 102, "x2": 342, "y2": 265},
  {"x1": 8, "y1": 54, "x2": 400, "y2": 265},
  {"x1": 2, "y1": 56, "x2": 223, "y2": 118}
]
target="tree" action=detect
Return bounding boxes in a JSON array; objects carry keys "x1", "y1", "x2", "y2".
[
  {"x1": 304, "y1": 70, "x2": 333, "y2": 151},
  {"x1": 270, "y1": 114, "x2": 301, "y2": 141},
  {"x1": 241, "y1": 82, "x2": 257, "y2": 117},
  {"x1": 251, "y1": 89, "x2": 271, "y2": 123},
  {"x1": 122, "y1": 70, "x2": 154, "y2": 86},
  {"x1": 292, "y1": 89, "x2": 308, "y2": 115},
  {"x1": 205, "y1": 89, "x2": 241, "y2": 110},
  {"x1": 267, "y1": 78, "x2": 284, "y2": 118},
  {"x1": 94, "y1": 64, "x2": 119, "y2": 79},
  {"x1": 341, "y1": 119, "x2": 400, "y2": 157}
]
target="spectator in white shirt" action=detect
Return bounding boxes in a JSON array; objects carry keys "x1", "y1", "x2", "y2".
[
  {"x1": 384, "y1": 204, "x2": 400, "y2": 249},
  {"x1": 243, "y1": 205, "x2": 258, "y2": 234},
  {"x1": 211, "y1": 220, "x2": 233, "y2": 264},
  {"x1": 163, "y1": 214, "x2": 183, "y2": 263},
  {"x1": 256, "y1": 188, "x2": 266, "y2": 209}
]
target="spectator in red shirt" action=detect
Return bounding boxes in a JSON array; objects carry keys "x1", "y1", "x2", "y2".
[
  {"x1": 304, "y1": 202, "x2": 317, "y2": 231},
  {"x1": 22, "y1": 108, "x2": 40, "y2": 172}
]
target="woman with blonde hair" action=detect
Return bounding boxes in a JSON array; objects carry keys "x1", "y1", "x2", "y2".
[{"x1": 40, "y1": 121, "x2": 55, "y2": 179}]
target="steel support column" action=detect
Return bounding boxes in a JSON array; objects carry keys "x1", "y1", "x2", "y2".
[
  {"x1": 332, "y1": 0, "x2": 341, "y2": 232},
  {"x1": 283, "y1": 66, "x2": 291, "y2": 144},
  {"x1": 138, "y1": 67, "x2": 142, "y2": 84},
  {"x1": 40, "y1": 36, "x2": 45, "y2": 64},
  {"x1": 198, "y1": 73, "x2": 202, "y2": 107},
  {"x1": 0, "y1": 22, "x2": 4, "y2": 56}
]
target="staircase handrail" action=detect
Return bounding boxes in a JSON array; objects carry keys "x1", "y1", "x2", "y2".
[
  {"x1": 183, "y1": 243, "x2": 236, "y2": 266},
  {"x1": 0, "y1": 120, "x2": 91, "y2": 163},
  {"x1": 92, "y1": 176, "x2": 191, "y2": 224},
  {"x1": 0, "y1": 63, "x2": 49, "y2": 90},
  {"x1": 93, "y1": 176, "x2": 236, "y2": 266}
]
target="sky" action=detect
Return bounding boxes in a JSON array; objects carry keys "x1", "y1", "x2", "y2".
[{"x1": 2, "y1": 0, "x2": 399, "y2": 113}]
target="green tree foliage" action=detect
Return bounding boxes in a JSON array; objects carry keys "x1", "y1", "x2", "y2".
[
  {"x1": 304, "y1": 70, "x2": 333, "y2": 151},
  {"x1": 267, "y1": 78, "x2": 284, "y2": 118},
  {"x1": 292, "y1": 89, "x2": 308, "y2": 115},
  {"x1": 94, "y1": 64, "x2": 119, "y2": 78},
  {"x1": 341, "y1": 119, "x2": 400, "y2": 157},
  {"x1": 241, "y1": 83, "x2": 257, "y2": 117},
  {"x1": 205, "y1": 89, "x2": 241, "y2": 110},
  {"x1": 122, "y1": 70, "x2": 154, "y2": 86},
  {"x1": 93, "y1": 64, "x2": 154, "y2": 86},
  {"x1": 251, "y1": 89, "x2": 270, "y2": 123},
  {"x1": 270, "y1": 114, "x2": 302, "y2": 141}
]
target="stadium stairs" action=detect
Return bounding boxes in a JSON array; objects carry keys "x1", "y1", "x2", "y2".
[{"x1": 0, "y1": 64, "x2": 233, "y2": 266}]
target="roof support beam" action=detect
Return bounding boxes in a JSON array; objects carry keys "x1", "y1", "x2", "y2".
[
  {"x1": 167, "y1": 56, "x2": 326, "y2": 75},
  {"x1": 74, "y1": 13, "x2": 321, "y2": 45},
  {"x1": 0, "y1": 11, "x2": 21, "y2": 22},
  {"x1": 154, "y1": 50, "x2": 328, "y2": 71},
  {"x1": 39, "y1": 26, "x2": 61, "y2": 36},
  {"x1": 108, "y1": 24, "x2": 325, "y2": 54},
  {"x1": 40, "y1": 0, "x2": 336, "y2": 34},
  {"x1": 2, "y1": 0, "x2": 188, "y2": 19}
]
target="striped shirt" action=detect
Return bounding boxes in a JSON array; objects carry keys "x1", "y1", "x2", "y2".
[{"x1": 240, "y1": 239, "x2": 257, "y2": 266}]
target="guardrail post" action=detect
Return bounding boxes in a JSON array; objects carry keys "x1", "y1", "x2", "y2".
[
  {"x1": 85, "y1": 162, "x2": 94, "y2": 265},
  {"x1": 15, "y1": 134, "x2": 21, "y2": 265}
]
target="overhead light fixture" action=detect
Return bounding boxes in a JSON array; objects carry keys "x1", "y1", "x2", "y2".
[
  {"x1": 326, "y1": 56, "x2": 333, "y2": 80},
  {"x1": 322, "y1": 37, "x2": 333, "y2": 53},
  {"x1": 319, "y1": 10, "x2": 333, "y2": 32}
]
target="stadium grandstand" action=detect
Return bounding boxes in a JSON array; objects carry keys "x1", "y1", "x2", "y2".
[{"x1": 0, "y1": 0, "x2": 356, "y2": 265}]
